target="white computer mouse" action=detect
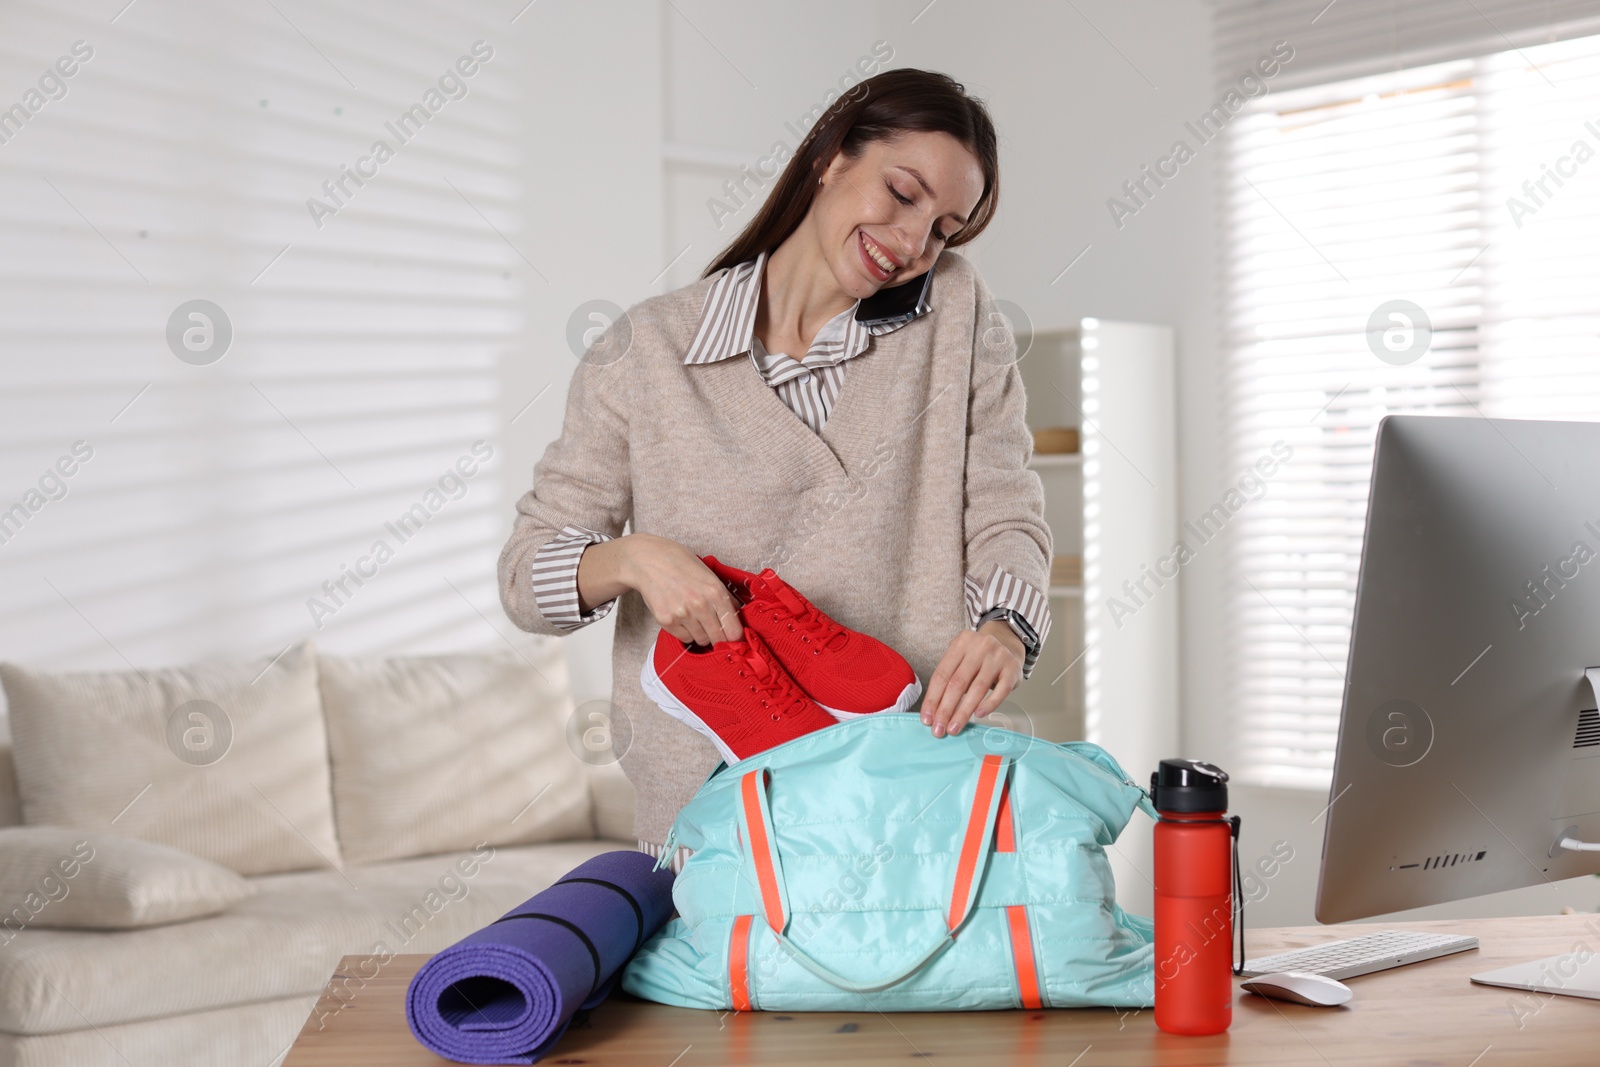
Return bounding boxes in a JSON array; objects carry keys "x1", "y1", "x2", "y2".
[{"x1": 1240, "y1": 971, "x2": 1353, "y2": 1006}]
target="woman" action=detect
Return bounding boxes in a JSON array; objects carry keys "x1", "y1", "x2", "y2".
[{"x1": 497, "y1": 68, "x2": 1052, "y2": 870}]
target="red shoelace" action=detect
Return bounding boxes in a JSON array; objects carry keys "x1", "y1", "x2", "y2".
[
  {"x1": 750, "y1": 575, "x2": 849, "y2": 652},
  {"x1": 725, "y1": 639, "x2": 814, "y2": 721}
]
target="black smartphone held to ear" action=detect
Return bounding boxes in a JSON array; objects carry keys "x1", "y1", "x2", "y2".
[{"x1": 855, "y1": 261, "x2": 935, "y2": 324}]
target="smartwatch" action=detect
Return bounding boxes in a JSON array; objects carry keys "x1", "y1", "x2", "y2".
[{"x1": 975, "y1": 605, "x2": 1040, "y2": 655}]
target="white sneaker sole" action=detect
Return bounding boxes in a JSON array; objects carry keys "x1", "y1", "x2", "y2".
[
  {"x1": 818, "y1": 678, "x2": 923, "y2": 721},
  {"x1": 639, "y1": 651, "x2": 743, "y2": 766}
]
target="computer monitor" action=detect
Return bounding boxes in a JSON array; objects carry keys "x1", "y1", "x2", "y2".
[{"x1": 1317, "y1": 413, "x2": 1600, "y2": 925}]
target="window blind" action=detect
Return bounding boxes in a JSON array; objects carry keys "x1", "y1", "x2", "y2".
[
  {"x1": 1215, "y1": 0, "x2": 1600, "y2": 92},
  {"x1": 1219, "y1": 28, "x2": 1600, "y2": 787},
  {"x1": 0, "y1": 0, "x2": 523, "y2": 680}
]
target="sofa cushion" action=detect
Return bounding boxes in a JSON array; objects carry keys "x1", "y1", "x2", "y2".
[
  {"x1": 318, "y1": 643, "x2": 593, "y2": 864},
  {"x1": 0, "y1": 839, "x2": 622, "y2": 1034},
  {"x1": 0, "y1": 993, "x2": 318, "y2": 1067},
  {"x1": 0, "y1": 743, "x2": 21, "y2": 829},
  {"x1": 0, "y1": 642, "x2": 342, "y2": 876},
  {"x1": 0, "y1": 827, "x2": 253, "y2": 931},
  {"x1": 584, "y1": 759, "x2": 638, "y2": 842}
]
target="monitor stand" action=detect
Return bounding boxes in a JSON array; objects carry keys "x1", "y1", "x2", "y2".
[
  {"x1": 1546, "y1": 668, "x2": 1600, "y2": 857},
  {"x1": 1467, "y1": 667, "x2": 1600, "y2": 1001}
]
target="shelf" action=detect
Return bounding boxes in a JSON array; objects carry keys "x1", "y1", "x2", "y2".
[{"x1": 1028, "y1": 453, "x2": 1082, "y2": 469}]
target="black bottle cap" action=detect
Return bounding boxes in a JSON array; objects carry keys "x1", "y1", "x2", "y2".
[{"x1": 1150, "y1": 758, "x2": 1229, "y2": 813}]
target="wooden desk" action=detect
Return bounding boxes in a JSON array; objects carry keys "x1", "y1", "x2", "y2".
[{"x1": 282, "y1": 913, "x2": 1600, "y2": 1066}]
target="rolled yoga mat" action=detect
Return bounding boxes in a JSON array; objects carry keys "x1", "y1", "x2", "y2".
[{"x1": 406, "y1": 850, "x2": 676, "y2": 1065}]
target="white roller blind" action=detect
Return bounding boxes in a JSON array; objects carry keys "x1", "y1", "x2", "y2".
[
  {"x1": 0, "y1": 0, "x2": 523, "y2": 679},
  {"x1": 1220, "y1": 29, "x2": 1600, "y2": 788},
  {"x1": 1215, "y1": 0, "x2": 1600, "y2": 92},
  {"x1": 1477, "y1": 41, "x2": 1600, "y2": 416}
]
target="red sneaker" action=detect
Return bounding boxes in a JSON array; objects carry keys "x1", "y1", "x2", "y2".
[
  {"x1": 700, "y1": 556, "x2": 923, "y2": 720},
  {"x1": 639, "y1": 626, "x2": 837, "y2": 765}
]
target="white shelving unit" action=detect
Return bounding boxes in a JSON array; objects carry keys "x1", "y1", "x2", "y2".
[{"x1": 1010, "y1": 321, "x2": 1180, "y2": 790}]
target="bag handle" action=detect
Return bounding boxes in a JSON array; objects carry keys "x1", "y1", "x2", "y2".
[
  {"x1": 736, "y1": 752, "x2": 1012, "y2": 995},
  {"x1": 739, "y1": 768, "x2": 791, "y2": 935}
]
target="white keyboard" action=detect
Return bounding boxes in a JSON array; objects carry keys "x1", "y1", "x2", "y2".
[{"x1": 1240, "y1": 930, "x2": 1479, "y2": 980}]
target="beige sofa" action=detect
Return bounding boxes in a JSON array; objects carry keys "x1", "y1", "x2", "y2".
[{"x1": 0, "y1": 641, "x2": 637, "y2": 1067}]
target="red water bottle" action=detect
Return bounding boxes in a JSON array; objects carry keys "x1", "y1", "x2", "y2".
[{"x1": 1151, "y1": 759, "x2": 1241, "y2": 1036}]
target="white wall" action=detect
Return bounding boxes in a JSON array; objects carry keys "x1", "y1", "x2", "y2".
[
  {"x1": 497, "y1": 1, "x2": 662, "y2": 704},
  {"x1": 0, "y1": 0, "x2": 659, "y2": 717}
]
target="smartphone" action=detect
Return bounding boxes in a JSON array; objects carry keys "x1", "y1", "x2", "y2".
[{"x1": 855, "y1": 260, "x2": 936, "y2": 323}]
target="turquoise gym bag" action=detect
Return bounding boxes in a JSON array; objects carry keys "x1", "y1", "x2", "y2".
[{"x1": 620, "y1": 713, "x2": 1158, "y2": 1011}]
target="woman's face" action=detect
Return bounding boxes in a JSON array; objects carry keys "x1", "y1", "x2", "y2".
[{"x1": 814, "y1": 130, "x2": 985, "y2": 298}]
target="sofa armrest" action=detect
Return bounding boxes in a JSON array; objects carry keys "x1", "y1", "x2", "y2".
[
  {"x1": 0, "y1": 742, "x2": 22, "y2": 828},
  {"x1": 582, "y1": 759, "x2": 635, "y2": 843}
]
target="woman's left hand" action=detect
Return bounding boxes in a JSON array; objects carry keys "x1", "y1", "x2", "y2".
[{"x1": 921, "y1": 620, "x2": 1025, "y2": 738}]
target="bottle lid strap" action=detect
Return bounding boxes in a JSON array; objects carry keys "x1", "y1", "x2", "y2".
[{"x1": 1229, "y1": 814, "x2": 1245, "y2": 976}]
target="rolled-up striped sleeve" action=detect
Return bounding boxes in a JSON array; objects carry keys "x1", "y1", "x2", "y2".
[
  {"x1": 531, "y1": 523, "x2": 618, "y2": 630},
  {"x1": 964, "y1": 564, "x2": 1052, "y2": 680}
]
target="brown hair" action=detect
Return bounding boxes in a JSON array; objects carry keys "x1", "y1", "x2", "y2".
[{"x1": 702, "y1": 68, "x2": 1000, "y2": 278}]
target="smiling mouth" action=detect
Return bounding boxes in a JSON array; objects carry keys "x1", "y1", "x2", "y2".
[{"x1": 859, "y1": 230, "x2": 900, "y2": 279}]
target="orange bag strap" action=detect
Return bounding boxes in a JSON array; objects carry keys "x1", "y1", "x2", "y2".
[
  {"x1": 739, "y1": 768, "x2": 789, "y2": 934},
  {"x1": 995, "y1": 778, "x2": 1044, "y2": 1009},
  {"x1": 728, "y1": 914, "x2": 754, "y2": 1011},
  {"x1": 947, "y1": 753, "x2": 1008, "y2": 931}
]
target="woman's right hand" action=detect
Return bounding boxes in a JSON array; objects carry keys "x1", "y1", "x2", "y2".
[{"x1": 583, "y1": 533, "x2": 744, "y2": 647}]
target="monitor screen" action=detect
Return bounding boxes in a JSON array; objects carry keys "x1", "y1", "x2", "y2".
[{"x1": 1317, "y1": 414, "x2": 1600, "y2": 923}]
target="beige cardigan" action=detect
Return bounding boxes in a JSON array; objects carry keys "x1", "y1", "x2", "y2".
[{"x1": 497, "y1": 248, "x2": 1051, "y2": 846}]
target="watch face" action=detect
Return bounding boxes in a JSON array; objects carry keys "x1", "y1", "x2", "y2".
[{"x1": 980, "y1": 608, "x2": 1039, "y2": 649}]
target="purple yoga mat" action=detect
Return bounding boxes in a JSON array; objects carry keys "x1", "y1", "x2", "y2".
[{"x1": 405, "y1": 850, "x2": 676, "y2": 1065}]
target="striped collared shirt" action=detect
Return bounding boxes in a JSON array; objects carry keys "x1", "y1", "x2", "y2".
[
  {"x1": 529, "y1": 251, "x2": 1051, "y2": 678},
  {"x1": 682, "y1": 248, "x2": 930, "y2": 432}
]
